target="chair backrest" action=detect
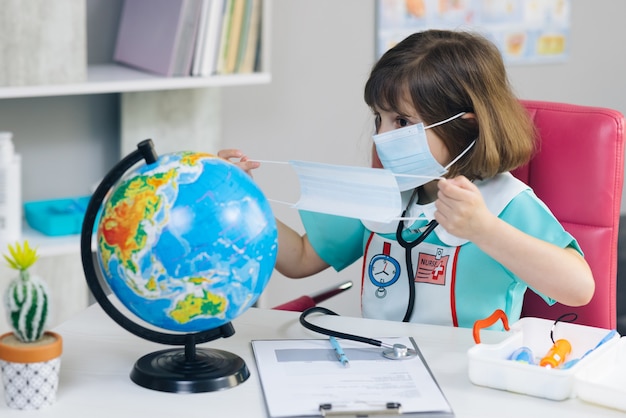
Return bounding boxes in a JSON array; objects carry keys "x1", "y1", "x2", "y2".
[{"x1": 513, "y1": 100, "x2": 625, "y2": 329}]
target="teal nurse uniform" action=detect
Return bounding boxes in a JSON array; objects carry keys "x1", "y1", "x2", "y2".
[{"x1": 300, "y1": 173, "x2": 582, "y2": 329}]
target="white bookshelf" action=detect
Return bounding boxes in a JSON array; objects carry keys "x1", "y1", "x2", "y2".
[
  {"x1": 0, "y1": 0, "x2": 273, "y2": 334},
  {"x1": 22, "y1": 223, "x2": 82, "y2": 258},
  {"x1": 3, "y1": 0, "x2": 273, "y2": 257},
  {"x1": 0, "y1": 64, "x2": 271, "y2": 99}
]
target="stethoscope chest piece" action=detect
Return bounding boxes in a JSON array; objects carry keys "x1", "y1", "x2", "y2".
[{"x1": 382, "y1": 343, "x2": 418, "y2": 360}]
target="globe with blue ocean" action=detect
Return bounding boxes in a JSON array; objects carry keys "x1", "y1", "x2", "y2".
[{"x1": 95, "y1": 151, "x2": 278, "y2": 333}]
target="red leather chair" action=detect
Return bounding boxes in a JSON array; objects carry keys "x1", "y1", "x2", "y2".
[{"x1": 513, "y1": 100, "x2": 624, "y2": 329}]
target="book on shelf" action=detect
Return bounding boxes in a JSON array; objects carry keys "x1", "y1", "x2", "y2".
[
  {"x1": 196, "y1": 0, "x2": 263, "y2": 76},
  {"x1": 215, "y1": 0, "x2": 235, "y2": 75},
  {"x1": 113, "y1": 0, "x2": 203, "y2": 77},
  {"x1": 191, "y1": 0, "x2": 212, "y2": 76},
  {"x1": 174, "y1": 1, "x2": 204, "y2": 76},
  {"x1": 193, "y1": 0, "x2": 227, "y2": 76},
  {"x1": 237, "y1": 0, "x2": 262, "y2": 73},
  {"x1": 222, "y1": 0, "x2": 247, "y2": 74},
  {"x1": 114, "y1": 0, "x2": 262, "y2": 78}
]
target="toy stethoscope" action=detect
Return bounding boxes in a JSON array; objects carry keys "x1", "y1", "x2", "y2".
[
  {"x1": 299, "y1": 189, "x2": 439, "y2": 360},
  {"x1": 394, "y1": 187, "x2": 439, "y2": 322},
  {"x1": 299, "y1": 306, "x2": 418, "y2": 360}
]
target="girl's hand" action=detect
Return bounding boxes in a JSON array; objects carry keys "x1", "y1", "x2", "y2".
[
  {"x1": 217, "y1": 149, "x2": 260, "y2": 176},
  {"x1": 436, "y1": 176, "x2": 594, "y2": 307},
  {"x1": 434, "y1": 176, "x2": 496, "y2": 242}
]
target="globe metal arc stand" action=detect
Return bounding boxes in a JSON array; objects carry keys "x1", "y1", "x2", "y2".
[{"x1": 80, "y1": 139, "x2": 250, "y2": 393}]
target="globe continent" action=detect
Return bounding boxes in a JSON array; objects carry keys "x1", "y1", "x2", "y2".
[{"x1": 96, "y1": 152, "x2": 278, "y2": 332}]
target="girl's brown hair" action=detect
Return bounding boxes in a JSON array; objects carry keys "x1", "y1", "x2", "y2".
[{"x1": 365, "y1": 29, "x2": 536, "y2": 180}]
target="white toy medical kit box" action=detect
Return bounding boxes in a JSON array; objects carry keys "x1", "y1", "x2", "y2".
[
  {"x1": 575, "y1": 337, "x2": 626, "y2": 411},
  {"x1": 467, "y1": 317, "x2": 621, "y2": 406}
]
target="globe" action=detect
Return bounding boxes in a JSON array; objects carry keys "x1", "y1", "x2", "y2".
[
  {"x1": 95, "y1": 150, "x2": 278, "y2": 333},
  {"x1": 80, "y1": 139, "x2": 278, "y2": 393}
]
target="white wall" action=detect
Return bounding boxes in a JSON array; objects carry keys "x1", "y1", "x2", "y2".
[
  {"x1": 221, "y1": 1, "x2": 377, "y2": 316},
  {"x1": 221, "y1": 0, "x2": 626, "y2": 317}
]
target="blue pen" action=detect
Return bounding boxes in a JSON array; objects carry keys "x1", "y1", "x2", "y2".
[{"x1": 330, "y1": 336, "x2": 350, "y2": 367}]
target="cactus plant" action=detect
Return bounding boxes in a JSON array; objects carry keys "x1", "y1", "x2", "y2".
[{"x1": 3, "y1": 240, "x2": 49, "y2": 343}]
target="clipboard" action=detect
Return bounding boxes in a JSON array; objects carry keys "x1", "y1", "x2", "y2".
[{"x1": 251, "y1": 337, "x2": 454, "y2": 418}]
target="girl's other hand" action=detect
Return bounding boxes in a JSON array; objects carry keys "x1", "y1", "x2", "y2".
[
  {"x1": 434, "y1": 176, "x2": 495, "y2": 241},
  {"x1": 217, "y1": 149, "x2": 260, "y2": 176}
]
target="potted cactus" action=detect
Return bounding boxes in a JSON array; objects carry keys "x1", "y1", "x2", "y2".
[{"x1": 0, "y1": 240, "x2": 62, "y2": 410}]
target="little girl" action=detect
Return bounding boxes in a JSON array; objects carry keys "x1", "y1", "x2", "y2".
[{"x1": 219, "y1": 29, "x2": 594, "y2": 328}]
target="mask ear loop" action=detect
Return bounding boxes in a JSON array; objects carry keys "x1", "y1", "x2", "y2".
[
  {"x1": 550, "y1": 312, "x2": 578, "y2": 344},
  {"x1": 444, "y1": 140, "x2": 476, "y2": 171},
  {"x1": 423, "y1": 112, "x2": 474, "y2": 172},
  {"x1": 424, "y1": 112, "x2": 466, "y2": 129}
]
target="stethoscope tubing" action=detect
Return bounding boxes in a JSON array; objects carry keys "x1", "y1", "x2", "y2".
[
  {"x1": 299, "y1": 306, "x2": 386, "y2": 347},
  {"x1": 395, "y1": 217, "x2": 439, "y2": 322},
  {"x1": 299, "y1": 192, "x2": 438, "y2": 348},
  {"x1": 299, "y1": 306, "x2": 419, "y2": 359}
]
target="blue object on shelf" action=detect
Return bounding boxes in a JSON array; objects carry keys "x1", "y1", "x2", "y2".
[{"x1": 24, "y1": 196, "x2": 92, "y2": 236}]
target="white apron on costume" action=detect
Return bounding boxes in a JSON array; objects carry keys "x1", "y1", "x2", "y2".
[{"x1": 360, "y1": 173, "x2": 529, "y2": 325}]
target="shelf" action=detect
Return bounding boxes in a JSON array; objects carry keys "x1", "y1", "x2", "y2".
[
  {"x1": 12, "y1": 63, "x2": 271, "y2": 256},
  {"x1": 0, "y1": 64, "x2": 272, "y2": 99},
  {"x1": 5, "y1": 0, "x2": 273, "y2": 256},
  {"x1": 22, "y1": 224, "x2": 81, "y2": 258}
]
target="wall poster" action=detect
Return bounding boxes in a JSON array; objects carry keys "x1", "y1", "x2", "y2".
[{"x1": 376, "y1": 0, "x2": 570, "y2": 65}]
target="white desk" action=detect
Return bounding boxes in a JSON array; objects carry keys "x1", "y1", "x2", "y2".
[{"x1": 1, "y1": 304, "x2": 622, "y2": 417}]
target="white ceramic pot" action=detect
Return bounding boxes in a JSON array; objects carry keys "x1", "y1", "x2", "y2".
[{"x1": 0, "y1": 331, "x2": 63, "y2": 410}]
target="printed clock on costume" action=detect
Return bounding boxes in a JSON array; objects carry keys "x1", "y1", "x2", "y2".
[
  {"x1": 368, "y1": 241, "x2": 401, "y2": 298},
  {"x1": 368, "y1": 254, "x2": 401, "y2": 285}
]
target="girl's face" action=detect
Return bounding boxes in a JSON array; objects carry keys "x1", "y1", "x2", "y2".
[{"x1": 373, "y1": 105, "x2": 451, "y2": 167}]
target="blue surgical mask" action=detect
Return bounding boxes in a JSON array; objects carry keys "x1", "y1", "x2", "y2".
[
  {"x1": 373, "y1": 112, "x2": 472, "y2": 191},
  {"x1": 252, "y1": 159, "x2": 406, "y2": 222},
  {"x1": 289, "y1": 160, "x2": 403, "y2": 222}
]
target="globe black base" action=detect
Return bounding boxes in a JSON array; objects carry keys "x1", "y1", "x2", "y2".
[{"x1": 130, "y1": 347, "x2": 250, "y2": 393}]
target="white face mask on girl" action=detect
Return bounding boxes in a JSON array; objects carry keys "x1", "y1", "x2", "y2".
[{"x1": 373, "y1": 112, "x2": 473, "y2": 191}]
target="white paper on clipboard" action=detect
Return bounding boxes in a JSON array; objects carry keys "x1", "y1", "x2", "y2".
[{"x1": 251, "y1": 337, "x2": 454, "y2": 418}]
